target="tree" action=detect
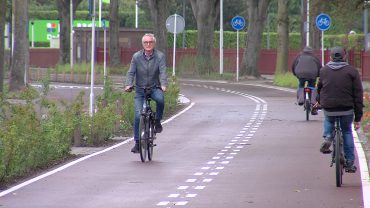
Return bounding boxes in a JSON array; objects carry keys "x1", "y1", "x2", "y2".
[
  {"x1": 241, "y1": 0, "x2": 271, "y2": 78},
  {"x1": 0, "y1": 0, "x2": 6, "y2": 93},
  {"x1": 275, "y1": 0, "x2": 289, "y2": 74},
  {"x1": 189, "y1": 0, "x2": 220, "y2": 74},
  {"x1": 147, "y1": 0, "x2": 169, "y2": 54},
  {"x1": 9, "y1": 0, "x2": 29, "y2": 91},
  {"x1": 57, "y1": 0, "x2": 83, "y2": 65},
  {"x1": 109, "y1": 0, "x2": 120, "y2": 67}
]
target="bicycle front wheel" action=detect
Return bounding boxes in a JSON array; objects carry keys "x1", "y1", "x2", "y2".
[
  {"x1": 138, "y1": 117, "x2": 148, "y2": 162},
  {"x1": 335, "y1": 133, "x2": 343, "y2": 187},
  {"x1": 147, "y1": 124, "x2": 154, "y2": 161}
]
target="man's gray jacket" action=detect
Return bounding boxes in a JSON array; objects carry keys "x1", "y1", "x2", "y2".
[{"x1": 125, "y1": 49, "x2": 168, "y2": 88}]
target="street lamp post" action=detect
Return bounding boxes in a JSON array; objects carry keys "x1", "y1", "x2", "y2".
[
  {"x1": 306, "y1": 0, "x2": 310, "y2": 47},
  {"x1": 70, "y1": 0, "x2": 74, "y2": 68},
  {"x1": 90, "y1": 0, "x2": 96, "y2": 116},
  {"x1": 135, "y1": 0, "x2": 139, "y2": 28},
  {"x1": 219, "y1": 0, "x2": 224, "y2": 75}
]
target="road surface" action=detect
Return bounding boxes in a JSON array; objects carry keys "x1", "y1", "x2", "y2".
[{"x1": 0, "y1": 80, "x2": 368, "y2": 208}]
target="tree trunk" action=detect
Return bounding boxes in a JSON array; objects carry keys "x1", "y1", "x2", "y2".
[
  {"x1": 310, "y1": 0, "x2": 321, "y2": 50},
  {"x1": 109, "y1": 0, "x2": 121, "y2": 67},
  {"x1": 241, "y1": 0, "x2": 271, "y2": 78},
  {"x1": 57, "y1": 0, "x2": 83, "y2": 65},
  {"x1": 57, "y1": 0, "x2": 69, "y2": 65},
  {"x1": 189, "y1": 0, "x2": 220, "y2": 74},
  {"x1": 275, "y1": 0, "x2": 289, "y2": 74},
  {"x1": 0, "y1": 0, "x2": 6, "y2": 93},
  {"x1": 147, "y1": 0, "x2": 169, "y2": 55},
  {"x1": 9, "y1": 0, "x2": 29, "y2": 91}
]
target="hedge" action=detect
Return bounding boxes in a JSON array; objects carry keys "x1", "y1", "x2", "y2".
[{"x1": 169, "y1": 30, "x2": 365, "y2": 50}]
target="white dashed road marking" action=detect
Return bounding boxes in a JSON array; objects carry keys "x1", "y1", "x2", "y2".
[{"x1": 156, "y1": 83, "x2": 267, "y2": 207}]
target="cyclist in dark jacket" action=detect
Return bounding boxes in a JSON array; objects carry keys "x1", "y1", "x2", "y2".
[
  {"x1": 317, "y1": 46, "x2": 363, "y2": 173},
  {"x1": 292, "y1": 47, "x2": 322, "y2": 114},
  {"x1": 125, "y1": 33, "x2": 168, "y2": 153}
]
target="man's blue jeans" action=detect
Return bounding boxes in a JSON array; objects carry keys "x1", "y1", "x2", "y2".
[
  {"x1": 134, "y1": 87, "x2": 164, "y2": 142},
  {"x1": 298, "y1": 78, "x2": 316, "y2": 88},
  {"x1": 323, "y1": 114, "x2": 355, "y2": 161}
]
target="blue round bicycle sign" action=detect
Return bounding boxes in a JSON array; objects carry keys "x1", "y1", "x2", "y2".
[
  {"x1": 231, "y1": 16, "x2": 246, "y2": 31},
  {"x1": 316, "y1": 13, "x2": 331, "y2": 31}
]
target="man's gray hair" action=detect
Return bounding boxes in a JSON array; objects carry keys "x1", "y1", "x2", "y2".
[{"x1": 142, "y1": 33, "x2": 156, "y2": 43}]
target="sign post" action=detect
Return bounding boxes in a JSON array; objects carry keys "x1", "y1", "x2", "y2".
[
  {"x1": 166, "y1": 14, "x2": 185, "y2": 76},
  {"x1": 315, "y1": 13, "x2": 331, "y2": 66},
  {"x1": 231, "y1": 16, "x2": 246, "y2": 82}
]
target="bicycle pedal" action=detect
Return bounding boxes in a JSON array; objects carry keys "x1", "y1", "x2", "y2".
[{"x1": 153, "y1": 144, "x2": 157, "y2": 147}]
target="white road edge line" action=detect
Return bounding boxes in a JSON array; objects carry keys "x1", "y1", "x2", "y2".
[
  {"x1": 0, "y1": 102, "x2": 196, "y2": 197},
  {"x1": 354, "y1": 130, "x2": 370, "y2": 208}
]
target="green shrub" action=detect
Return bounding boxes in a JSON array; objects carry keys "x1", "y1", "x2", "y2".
[
  {"x1": 0, "y1": 76, "x2": 181, "y2": 184},
  {"x1": 0, "y1": 100, "x2": 73, "y2": 183},
  {"x1": 273, "y1": 72, "x2": 298, "y2": 88},
  {"x1": 171, "y1": 31, "x2": 364, "y2": 50}
]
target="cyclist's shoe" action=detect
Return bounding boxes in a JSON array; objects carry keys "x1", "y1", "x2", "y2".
[
  {"x1": 155, "y1": 119, "x2": 163, "y2": 133},
  {"x1": 311, "y1": 108, "x2": 318, "y2": 115},
  {"x1": 345, "y1": 160, "x2": 357, "y2": 173},
  {"x1": 320, "y1": 138, "x2": 332, "y2": 154},
  {"x1": 131, "y1": 143, "x2": 139, "y2": 153}
]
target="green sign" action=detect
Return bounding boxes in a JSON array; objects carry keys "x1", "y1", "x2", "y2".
[{"x1": 29, "y1": 20, "x2": 110, "y2": 43}]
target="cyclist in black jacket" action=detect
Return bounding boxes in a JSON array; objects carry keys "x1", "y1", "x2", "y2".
[
  {"x1": 292, "y1": 46, "x2": 322, "y2": 114},
  {"x1": 316, "y1": 46, "x2": 363, "y2": 173}
]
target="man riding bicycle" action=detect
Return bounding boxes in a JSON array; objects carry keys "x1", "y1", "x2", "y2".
[
  {"x1": 124, "y1": 33, "x2": 168, "y2": 153},
  {"x1": 316, "y1": 46, "x2": 363, "y2": 173},
  {"x1": 292, "y1": 46, "x2": 322, "y2": 115}
]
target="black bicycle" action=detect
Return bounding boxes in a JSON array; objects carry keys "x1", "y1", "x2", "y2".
[
  {"x1": 138, "y1": 87, "x2": 157, "y2": 162},
  {"x1": 303, "y1": 80, "x2": 318, "y2": 121},
  {"x1": 329, "y1": 117, "x2": 345, "y2": 187}
]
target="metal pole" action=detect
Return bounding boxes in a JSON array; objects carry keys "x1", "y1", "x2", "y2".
[
  {"x1": 135, "y1": 0, "x2": 138, "y2": 28},
  {"x1": 306, "y1": 0, "x2": 310, "y2": 47},
  {"x1": 31, "y1": 22, "x2": 34, "y2": 48},
  {"x1": 220, "y1": 0, "x2": 224, "y2": 75},
  {"x1": 70, "y1": 0, "x2": 74, "y2": 68},
  {"x1": 267, "y1": 13, "x2": 270, "y2": 49},
  {"x1": 236, "y1": 30, "x2": 239, "y2": 82},
  {"x1": 99, "y1": 0, "x2": 102, "y2": 27},
  {"x1": 172, "y1": 14, "x2": 177, "y2": 76},
  {"x1": 365, "y1": 2, "x2": 369, "y2": 50},
  {"x1": 104, "y1": 20, "x2": 107, "y2": 85},
  {"x1": 90, "y1": 0, "x2": 96, "y2": 116},
  {"x1": 182, "y1": 0, "x2": 186, "y2": 48},
  {"x1": 321, "y1": 31, "x2": 324, "y2": 66}
]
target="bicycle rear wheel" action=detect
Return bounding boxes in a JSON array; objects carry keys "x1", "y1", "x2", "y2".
[
  {"x1": 335, "y1": 132, "x2": 343, "y2": 187},
  {"x1": 305, "y1": 99, "x2": 311, "y2": 121},
  {"x1": 138, "y1": 117, "x2": 148, "y2": 162}
]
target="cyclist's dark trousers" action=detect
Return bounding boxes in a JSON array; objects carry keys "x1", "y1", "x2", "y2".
[
  {"x1": 133, "y1": 87, "x2": 164, "y2": 142},
  {"x1": 298, "y1": 78, "x2": 316, "y2": 88},
  {"x1": 323, "y1": 114, "x2": 355, "y2": 161}
]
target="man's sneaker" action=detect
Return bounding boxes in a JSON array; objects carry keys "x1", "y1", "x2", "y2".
[
  {"x1": 345, "y1": 160, "x2": 357, "y2": 173},
  {"x1": 311, "y1": 108, "x2": 318, "y2": 115},
  {"x1": 131, "y1": 143, "x2": 139, "y2": 153},
  {"x1": 320, "y1": 139, "x2": 332, "y2": 154},
  {"x1": 155, "y1": 119, "x2": 162, "y2": 133}
]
